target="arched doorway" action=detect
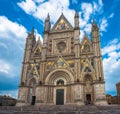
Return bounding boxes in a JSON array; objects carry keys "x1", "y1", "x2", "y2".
[
  {"x1": 29, "y1": 78, "x2": 36, "y2": 105},
  {"x1": 84, "y1": 74, "x2": 94, "y2": 105},
  {"x1": 45, "y1": 69, "x2": 74, "y2": 105}
]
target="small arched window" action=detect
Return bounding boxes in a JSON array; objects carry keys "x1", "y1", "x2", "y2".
[{"x1": 57, "y1": 79, "x2": 64, "y2": 85}]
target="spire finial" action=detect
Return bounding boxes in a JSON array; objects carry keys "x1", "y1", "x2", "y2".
[
  {"x1": 84, "y1": 31, "x2": 86, "y2": 35},
  {"x1": 92, "y1": 19, "x2": 97, "y2": 25},
  {"x1": 38, "y1": 36, "x2": 40, "y2": 41},
  {"x1": 75, "y1": 10, "x2": 79, "y2": 17},
  {"x1": 61, "y1": 6, "x2": 64, "y2": 15},
  {"x1": 31, "y1": 27, "x2": 34, "y2": 34},
  {"x1": 47, "y1": 13, "x2": 50, "y2": 20}
]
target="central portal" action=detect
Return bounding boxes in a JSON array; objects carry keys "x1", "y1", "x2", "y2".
[{"x1": 56, "y1": 89, "x2": 64, "y2": 105}]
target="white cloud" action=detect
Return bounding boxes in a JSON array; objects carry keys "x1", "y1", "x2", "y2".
[
  {"x1": 84, "y1": 24, "x2": 92, "y2": 33},
  {"x1": 0, "y1": 90, "x2": 18, "y2": 98},
  {"x1": 98, "y1": 0, "x2": 103, "y2": 10},
  {"x1": 80, "y1": 30, "x2": 84, "y2": 41},
  {"x1": 109, "y1": 13, "x2": 114, "y2": 18},
  {"x1": 81, "y1": 3, "x2": 93, "y2": 21},
  {"x1": 0, "y1": 60, "x2": 12, "y2": 74},
  {"x1": 0, "y1": 16, "x2": 43, "y2": 50},
  {"x1": 17, "y1": 0, "x2": 113, "y2": 36},
  {"x1": 0, "y1": 42, "x2": 8, "y2": 49},
  {"x1": 93, "y1": 0, "x2": 103, "y2": 14},
  {"x1": 0, "y1": 59, "x2": 21, "y2": 78},
  {"x1": 102, "y1": 38, "x2": 120, "y2": 94},
  {"x1": 0, "y1": 16, "x2": 28, "y2": 51},
  {"x1": 17, "y1": 0, "x2": 37, "y2": 14},
  {"x1": 18, "y1": 0, "x2": 74, "y2": 25},
  {"x1": 34, "y1": 0, "x2": 45, "y2": 3},
  {"x1": 100, "y1": 18, "x2": 108, "y2": 32},
  {"x1": 0, "y1": 16, "x2": 27, "y2": 40},
  {"x1": 35, "y1": 29, "x2": 43, "y2": 43},
  {"x1": 17, "y1": 0, "x2": 109, "y2": 35},
  {"x1": 102, "y1": 38, "x2": 120, "y2": 55}
]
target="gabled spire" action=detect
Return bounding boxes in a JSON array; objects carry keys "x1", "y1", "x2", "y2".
[
  {"x1": 74, "y1": 11, "x2": 79, "y2": 29},
  {"x1": 37, "y1": 36, "x2": 42, "y2": 46},
  {"x1": 46, "y1": 13, "x2": 50, "y2": 21},
  {"x1": 91, "y1": 19, "x2": 100, "y2": 42},
  {"x1": 27, "y1": 27, "x2": 36, "y2": 42},
  {"x1": 75, "y1": 10, "x2": 79, "y2": 18},
  {"x1": 92, "y1": 19, "x2": 97, "y2": 25},
  {"x1": 51, "y1": 13, "x2": 73, "y2": 31},
  {"x1": 92, "y1": 19, "x2": 99, "y2": 31},
  {"x1": 44, "y1": 13, "x2": 51, "y2": 32},
  {"x1": 31, "y1": 27, "x2": 34, "y2": 34}
]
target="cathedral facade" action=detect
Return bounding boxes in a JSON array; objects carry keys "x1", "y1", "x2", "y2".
[{"x1": 17, "y1": 12, "x2": 107, "y2": 106}]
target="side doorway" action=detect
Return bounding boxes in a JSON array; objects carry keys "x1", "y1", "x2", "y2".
[
  {"x1": 29, "y1": 78, "x2": 36, "y2": 105},
  {"x1": 86, "y1": 94, "x2": 91, "y2": 104},
  {"x1": 31, "y1": 96, "x2": 36, "y2": 105}
]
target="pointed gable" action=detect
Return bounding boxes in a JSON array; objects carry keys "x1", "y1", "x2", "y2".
[
  {"x1": 32, "y1": 37, "x2": 42, "y2": 57},
  {"x1": 81, "y1": 58, "x2": 95, "y2": 73},
  {"x1": 51, "y1": 13, "x2": 73, "y2": 32},
  {"x1": 50, "y1": 56, "x2": 74, "y2": 74},
  {"x1": 52, "y1": 56, "x2": 69, "y2": 69},
  {"x1": 28, "y1": 63, "x2": 40, "y2": 78},
  {"x1": 81, "y1": 32, "x2": 92, "y2": 52}
]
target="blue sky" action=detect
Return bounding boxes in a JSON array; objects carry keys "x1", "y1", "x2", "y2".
[{"x1": 0, "y1": 0, "x2": 120, "y2": 98}]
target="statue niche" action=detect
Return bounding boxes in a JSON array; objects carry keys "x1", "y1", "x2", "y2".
[{"x1": 84, "y1": 75, "x2": 93, "y2": 93}]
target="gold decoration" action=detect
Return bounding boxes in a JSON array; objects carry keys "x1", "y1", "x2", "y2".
[
  {"x1": 55, "y1": 19, "x2": 69, "y2": 30},
  {"x1": 46, "y1": 62, "x2": 54, "y2": 70},
  {"x1": 33, "y1": 46, "x2": 41, "y2": 54},
  {"x1": 81, "y1": 40, "x2": 90, "y2": 52},
  {"x1": 67, "y1": 60, "x2": 74, "y2": 64},
  {"x1": 29, "y1": 63, "x2": 40, "y2": 76},
  {"x1": 85, "y1": 63, "x2": 89, "y2": 67},
  {"x1": 56, "y1": 58, "x2": 67, "y2": 68}
]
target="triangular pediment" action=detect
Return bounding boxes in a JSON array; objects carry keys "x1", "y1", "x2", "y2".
[
  {"x1": 28, "y1": 63, "x2": 40, "y2": 77},
  {"x1": 46, "y1": 56, "x2": 73, "y2": 72},
  {"x1": 81, "y1": 33, "x2": 92, "y2": 52},
  {"x1": 32, "y1": 39, "x2": 42, "y2": 57},
  {"x1": 81, "y1": 58, "x2": 95, "y2": 73},
  {"x1": 33, "y1": 46, "x2": 41, "y2": 57},
  {"x1": 52, "y1": 56, "x2": 69, "y2": 69},
  {"x1": 51, "y1": 13, "x2": 73, "y2": 32},
  {"x1": 81, "y1": 33, "x2": 91, "y2": 45}
]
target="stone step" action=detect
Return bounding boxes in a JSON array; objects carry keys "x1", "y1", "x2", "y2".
[{"x1": 0, "y1": 105, "x2": 120, "y2": 114}]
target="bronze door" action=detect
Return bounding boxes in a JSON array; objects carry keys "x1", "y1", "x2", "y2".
[{"x1": 56, "y1": 89, "x2": 64, "y2": 105}]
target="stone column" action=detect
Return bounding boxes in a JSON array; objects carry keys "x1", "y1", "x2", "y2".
[
  {"x1": 94, "y1": 83, "x2": 107, "y2": 105},
  {"x1": 35, "y1": 85, "x2": 47, "y2": 105},
  {"x1": 73, "y1": 84, "x2": 84, "y2": 105},
  {"x1": 16, "y1": 86, "x2": 29, "y2": 106}
]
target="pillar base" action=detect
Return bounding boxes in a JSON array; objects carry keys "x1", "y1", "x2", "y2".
[{"x1": 94, "y1": 101, "x2": 108, "y2": 105}]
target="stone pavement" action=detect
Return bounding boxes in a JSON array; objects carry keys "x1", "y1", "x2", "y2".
[{"x1": 0, "y1": 105, "x2": 120, "y2": 114}]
